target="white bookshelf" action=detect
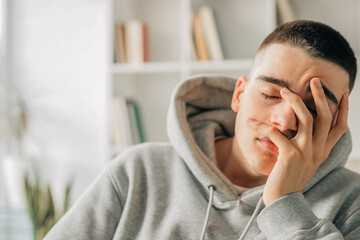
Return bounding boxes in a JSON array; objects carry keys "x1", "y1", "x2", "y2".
[
  {"x1": 109, "y1": 0, "x2": 276, "y2": 155},
  {"x1": 112, "y1": 62, "x2": 182, "y2": 74},
  {"x1": 108, "y1": 0, "x2": 360, "y2": 163},
  {"x1": 112, "y1": 59, "x2": 254, "y2": 74},
  {"x1": 188, "y1": 59, "x2": 253, "y2": 72}
]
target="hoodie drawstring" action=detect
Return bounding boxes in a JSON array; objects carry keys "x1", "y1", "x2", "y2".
[
  {"x1": 238, "y1": 195, "x2": 263, "y2": 240},
  {"x1": 200, "y1": 185, "x2": 216, "y2": 240},
  {"x1": 200, "y1": 186, "x2": 263, "y2": 240}
]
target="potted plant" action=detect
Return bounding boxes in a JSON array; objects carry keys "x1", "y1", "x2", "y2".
[
  {"x1": 24, "y1": 173, "x2": 72, "y2": 240},
  {"x1": 1, "y1": 83, "x2": 73, "y2": 239}
]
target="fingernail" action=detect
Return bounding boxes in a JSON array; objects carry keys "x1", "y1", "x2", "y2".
[
  {"x1": 282, "y1": 88, "x2": 290, "y2": 94},
  {"x1": 314, "y1": 78, "x2": 322, "y2": 88}
]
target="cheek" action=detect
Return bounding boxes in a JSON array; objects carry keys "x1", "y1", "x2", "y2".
[
  {"x1": 240, "y1": 94, "x2": 269, "y2": 121},
  {"x1": 235, "y1": 98, "x2": 270, "y2": 138}
]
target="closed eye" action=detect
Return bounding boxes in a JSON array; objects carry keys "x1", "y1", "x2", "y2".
[{"x1": 261, "y1": 93, "x2": 280, "y2": 100}]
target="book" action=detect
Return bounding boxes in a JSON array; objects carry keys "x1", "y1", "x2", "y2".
[
  {"x1": 110, "y1": 98, "x2": 124, "y2": 147},
  {"x1": 142, "y1": 23, "x2": 149, "y2": 62},
  {"x1": 127, "y1": 100, "x2": 146, "y2": 144},
  {"x1": 127, "y1": 100, "x2": 140, "y2": 144},
  {"x1": 277, "y1": 0, "x2": 295, "y2": 24},
  {"x1": 110, "y1": 96, "x2": 146, "y2": 148},
  {"x1": 189, "y1": 10, "x2": 198, "y2": 61},
  {"x1": 114, "y1": 24, "x2": 127, "y2": 63},
  {"x1": 125, "y1": 20, "x2": 148, "y2": 64},
  {"x1": 199, "y1": 6, "x2": 224, "y2": 61},
  {"x1": 193, "y1": 13, "x2": 209, "y2": 61},
  {"x1": 112, "y1": 96, "x2": 134, "y2": 146}
]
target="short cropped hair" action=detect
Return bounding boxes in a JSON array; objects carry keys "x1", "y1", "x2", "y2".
[{"x1": 257, "y1": 20, "x2": 357, "y2": 92}]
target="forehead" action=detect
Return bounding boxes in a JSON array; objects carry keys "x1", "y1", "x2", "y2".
[{"x1": 250, "y1": 44, "x2": 349, "y2": 100}]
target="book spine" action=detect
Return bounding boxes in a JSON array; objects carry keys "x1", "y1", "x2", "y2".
[
  {"x1": 110, "y1": 98, "x2": 124, "y2": 147},
  {"x1": 125, "y1": 20, "x2": 144, "y2": 64},
  {"x1": 199, "y1": 6, "x2": 224, "y2": 61},
  {"x1": 277, "y1": 0, "x2": 295, "y2": 24},
  {"x1": 115, "y1": 95, "x2": 134, "y2": 146},
  {"x1": 142, "y1": 23, "x2": 149, "y2": 62},
  {"x1": 193, "y1": 13, "x2": 209, "y2": 61},
  {"x1": 189, "y1": 10, "x2": 198, "y2": 61},
  {"x1": 114, "y1": 25, "x2": 120, "y2": 63},
  {"x1": 132, "y1": 101, "x2": 146, "y2": 143},
  {"x1": 127, "y1": 100, "x2": 146, "y2": 144},
  {"x1": 115, "y1": 24, "x2": 127, "y2": 63},
  {"x1": 126, "y1": 100, "x2": 140, "y2": 144}
]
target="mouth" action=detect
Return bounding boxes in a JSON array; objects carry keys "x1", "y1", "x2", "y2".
[{"x1": 257, "y1": 137, "x2": 279, "y2": 154}]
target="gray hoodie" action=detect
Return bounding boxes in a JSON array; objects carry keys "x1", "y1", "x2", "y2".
[{"x1": 44, "y1": 75, "x2": 360, "y2": 240}]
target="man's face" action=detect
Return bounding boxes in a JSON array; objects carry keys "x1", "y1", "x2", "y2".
[{"x1": 231, "y1": 43, "x2": 349, "y2": 177}]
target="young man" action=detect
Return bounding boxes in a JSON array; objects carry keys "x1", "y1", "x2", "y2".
[{"x1": 45, "y1": 20, "x2": 360, "y2": 239}]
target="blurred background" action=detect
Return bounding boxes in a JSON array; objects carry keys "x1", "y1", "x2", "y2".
[{"x1": 1, "y1": 0, "x2": 360, "y2": 239}]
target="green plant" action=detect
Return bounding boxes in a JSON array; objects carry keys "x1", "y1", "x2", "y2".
[
  {"x1": 3, "y1": 85, "x2": 30, "y2": 155},
  {"x1": 24, "y1": 173, "x2": 72, "y2": 240}
]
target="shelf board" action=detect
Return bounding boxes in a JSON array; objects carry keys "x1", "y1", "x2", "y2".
[
  {"x1": 189, "y1": 59, "x2": 253, "y2": 72},
  {"x1": 112, "y1": 59, "x2": 254, "y2": 74},
  {"x1": 112, "y1": 62, "x2": 182, "y2": 74}
]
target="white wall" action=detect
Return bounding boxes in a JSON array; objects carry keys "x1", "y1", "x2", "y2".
[{"x1": 7, "y1": 0, "x2": 110, "y2": 203}]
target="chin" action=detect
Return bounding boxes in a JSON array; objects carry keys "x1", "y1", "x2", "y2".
[{"x1": 248, "y1": 153, "x2": 277, "y2": 176}]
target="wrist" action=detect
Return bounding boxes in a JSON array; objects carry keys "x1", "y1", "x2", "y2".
[{"x1": 258, "y1": 193, "x2": 320, "y2": 239}]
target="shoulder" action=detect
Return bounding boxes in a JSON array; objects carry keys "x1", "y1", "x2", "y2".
[
  {"x1": 306, "y1": 167, "x2": 360, "y2": 211},
  {"x1": 328, "y1": 167, "x2": 360, "y2": 189},
  {"x1": 104, "y1": 142, "x2": 191, "y2": 204},
  {"x1": 107, "y1": 142, "x2": 183, "y2": 183},
  {"x1": 110, "y1": 142, "x2": 178, "y2": 168},
  {"x1": 321, "y1": 167, "x2": 360, "y2": 211},
  {"x1": 315, "y1": 167, "x2": 360, "y2": 198},
  {"x1": 332, "y1": 167, "x2": 360, "y2": 198},
  {"x1": 328, "y1": 168, "x2": 360, "y2": 232}
]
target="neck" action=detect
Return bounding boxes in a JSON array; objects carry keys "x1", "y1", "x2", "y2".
[{"x1": 215, "y1": 137, "x2": 267, "y2": 188}]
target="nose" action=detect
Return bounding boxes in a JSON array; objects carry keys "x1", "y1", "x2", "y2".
[{"x1": 270, "y1": 102, "x2": 298, "y2": 139}]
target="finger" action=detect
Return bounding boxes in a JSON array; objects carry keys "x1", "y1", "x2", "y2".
[
  {"x1": 247, "y1": 119, "x2": 292, "y2": 154},
  {"x1": 311, "y1": 78, "x2": 332, "y2": 146},
  {"x1": 280, "y1": 88, "x2": 313, "y2": 143},
  {"x1": 325, "y1": 93, "x2": 349, "y2": 154}
]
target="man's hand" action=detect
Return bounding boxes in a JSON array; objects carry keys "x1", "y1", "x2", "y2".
[{"x1": 248, "y1": 78, "x2": 349, "y2": 206}]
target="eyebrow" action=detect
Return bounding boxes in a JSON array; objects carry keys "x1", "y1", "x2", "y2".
[{"x1": 256, "y1": 75, "x2": 339, "y2": 106}]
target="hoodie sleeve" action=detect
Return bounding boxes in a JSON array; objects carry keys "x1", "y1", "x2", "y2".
[
  {"x1": 43, "y1": 165, "x2": 124, "y2": 240},
  {"x1": 257, "y1": 193, "x2": 360, "y2": 240}
]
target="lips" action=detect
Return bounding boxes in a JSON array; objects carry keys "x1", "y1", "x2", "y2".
[
  {"x1": 258, "y1": 137, "x2": 279, "y2": 154},
  {"x1": 259, "y1": 137, "x2": 273, "y2": 143}
]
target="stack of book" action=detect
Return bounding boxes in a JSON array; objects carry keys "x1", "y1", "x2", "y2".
[
  {"x1": 190, "y1": 6, "x2": 224, "y2": 61},
  {"x1": 110, "y1": 96, "x2": 146, "y2": 150},
  {"x1": 114, "y1": 20, "x2": 149, "y2": 64}
]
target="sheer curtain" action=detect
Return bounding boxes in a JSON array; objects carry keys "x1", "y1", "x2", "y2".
[
  {"x1": 0, "y1": 0, "x2": 6, "y2": 205},
  {"x1": 0, "y1": 0, "x2": 6, "y2": 142}
]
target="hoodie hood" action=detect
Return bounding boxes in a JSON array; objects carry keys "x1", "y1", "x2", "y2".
[{"x1": 167, "y1": 74, "x2": 352, "y2": 208}]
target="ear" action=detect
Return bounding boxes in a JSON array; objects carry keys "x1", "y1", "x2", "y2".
[{"x1": 231, "y1": 76, "x2": 248, "y2": 113}]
